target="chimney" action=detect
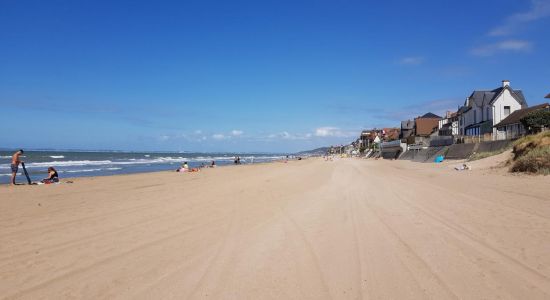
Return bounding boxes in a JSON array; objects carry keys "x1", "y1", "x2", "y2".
[{"x1": 502, "y1": 80, "x2": 510, "y2": 87}]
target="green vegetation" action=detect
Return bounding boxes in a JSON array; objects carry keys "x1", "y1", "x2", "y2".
[
  {"x1": 468, "y1": 148, "x2": 509, "y2": 161},
  {"x1": 520, "y1": 110, "x2": 550, "y2": 134},
  {"x1": 510, "y1": 131, "x2": 550, "y2": 175}
]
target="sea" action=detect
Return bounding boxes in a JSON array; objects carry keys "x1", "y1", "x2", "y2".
[{"x1": 0, "y1": 150, "x2": 286, "y2": 184}]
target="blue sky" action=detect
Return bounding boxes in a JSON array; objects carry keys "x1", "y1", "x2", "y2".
[{"x1": 1, "y1": 0, "x2": 549, "y2": 153}]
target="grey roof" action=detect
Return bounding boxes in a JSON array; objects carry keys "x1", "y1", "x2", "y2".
[
  {"x1": 457, "y1": 85, "x2": 528, "y2": 115},
  {"x1": 419, "y1": 112, "x2": 441, "y2": 119},
  {"x1": 457, "y1": 105, "x2": 469, "y2": 114},
  {"x1": 546, "y1": 93, "x2": 550, "y2": 99},
  {"x1": 468, "y1": 87, "x2": 527, "y2": 108}
]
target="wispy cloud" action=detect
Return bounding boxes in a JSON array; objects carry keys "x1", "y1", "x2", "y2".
[
  {"x1": 211, "y1": 133, "x2": 227, "y2": 140},
  {"x1": 488, "y1": 0, "x2": 550, "y2": 36},
  {"x1": 266, "y1": 131, "x2": 310, "y2": 140},
  {"x1": 314, "y1": 127, "x2": 357, "y2": 138},
  {"x1": 231, "y1": 130, "x2": 243, "y2": 136},
  {"x1": 470, "y1": 40, "x2": 533, "y2": 56},
  {"x1": 398, "y1": 56, "x2": 425, "y2": 66},
  {"x1": 158, "y1": 134, "x2": 171, "y2": 141}
]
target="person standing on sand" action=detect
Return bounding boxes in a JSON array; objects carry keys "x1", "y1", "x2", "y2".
[{"x1": 10, "y1": 149, "x2": 24, "y2": 185}]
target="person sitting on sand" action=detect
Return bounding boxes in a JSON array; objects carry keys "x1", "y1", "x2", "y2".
[
  {"x1": 454, "y1": 163, "x2": 471, "y2": 171},
  {"x1": 210, "y1": 161, "x2": 216, "y2": 168},
  {"x1": 10, "y1": 149, "x2": 24, "y2": 185},
  {"x1": 179, "y1": 162, "x2": 189, "y2": 172},
  {"x1": 41, "y1": 167, "x2": 59, "y2": 184}
]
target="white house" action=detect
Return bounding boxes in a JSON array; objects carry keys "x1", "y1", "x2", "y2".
[{"x1": 458, "y1": 80, "x2": 527, "y2": 139}]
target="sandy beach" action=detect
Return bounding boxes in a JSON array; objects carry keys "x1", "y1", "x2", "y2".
[{"x1": 1, "y1": 158, "x2": 550, "y2": 299}]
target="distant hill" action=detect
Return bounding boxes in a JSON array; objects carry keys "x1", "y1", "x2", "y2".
[{"x1": 295, "y1": 147, "x2": 330, "y2": 156}]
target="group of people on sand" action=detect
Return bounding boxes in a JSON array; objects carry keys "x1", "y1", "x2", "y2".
[
  {"x1": 9, "y1": 149, "x2": 59, "y2": 185},
  {"x1": 176, "y1": 160, "x2": 216, "y2": 173}
]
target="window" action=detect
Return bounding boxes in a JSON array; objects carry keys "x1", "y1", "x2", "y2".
[{"x1": 504, "y1": 106, "x2": 511, "y2": 117}]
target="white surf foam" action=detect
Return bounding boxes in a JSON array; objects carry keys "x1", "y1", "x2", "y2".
[
  {"x1": 0, "y1": 155, "x2": 283, "y2": 170},
  {"x1": 62, "y1": 168, "x2": 102, "y2": 173}
]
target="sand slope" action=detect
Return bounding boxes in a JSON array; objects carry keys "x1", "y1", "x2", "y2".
[{"x1": 1, "y1": 158, "x2": 549, "y2": 299}]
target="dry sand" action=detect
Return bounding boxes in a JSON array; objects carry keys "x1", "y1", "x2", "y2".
[{"x1": 1, "y1": 158, "x2": 550, "y2": 299}]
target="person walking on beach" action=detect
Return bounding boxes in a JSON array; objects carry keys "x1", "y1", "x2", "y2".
[{"x1": 10, "y1": 149, "x2": 24, "y2": 185}]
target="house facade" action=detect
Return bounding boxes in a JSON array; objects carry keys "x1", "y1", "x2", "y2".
[
  {"x1": 438, "y1": 111, "x2": 458, "y2": 136},
  {"x1": 494, "y1": 103, "x2": 550, "y2": 140},
  {"x1": 400, "y1": 120, "x2": 414, "y2": 139},
  {"x1": 414, "y1": 112, "x2": 441, "y2": 137},
  {"x1": 458, "y1": 80, "x2": 527, "y2": 138}
]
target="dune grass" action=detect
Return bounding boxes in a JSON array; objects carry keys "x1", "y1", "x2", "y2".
[
  {"x1": 510, "y1": 131, "x2": 550, "y2": 175},
  {"x1": 468, "y1": 148, "x2": 509, "y2": 161}
]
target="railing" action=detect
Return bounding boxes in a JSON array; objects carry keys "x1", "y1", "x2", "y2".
[{"x1": 455, "y1": 134, "x2": 493, "y2": 144}]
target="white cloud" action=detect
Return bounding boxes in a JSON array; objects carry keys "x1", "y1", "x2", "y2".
[
  {"x1": 314, "y1": 127, "x2": 356, "y2": 138},
  {"x1": 470, "y1": 40, "x2": 532, "y2": 56},
  {"x1": 265, "y1": 131, "x2": 312, "y2": 140},
  {"x1": 398, "y1": 56, "x2": 424, "y2": 66},
  {"x1": 194, "y1": 130, "x2": 202, "y2": 135},
  {"x1": 489, "y1": 0, "x2": 550, "y2": 36},
  {"x1": 231, "y1": 130, "x2": 243, "y2": 136}
]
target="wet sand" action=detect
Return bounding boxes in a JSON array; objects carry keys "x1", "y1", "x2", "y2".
[{"x1": 1, "y1": 158, "x2": 549, "y2": 299}]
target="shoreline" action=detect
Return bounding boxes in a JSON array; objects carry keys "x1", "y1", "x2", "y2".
[{"x1": 0, "y1": 158, "x2": 294, "y2": 187}]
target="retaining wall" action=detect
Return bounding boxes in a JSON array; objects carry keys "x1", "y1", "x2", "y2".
[{"x1": 445, "y1": 143, "x2": 476, "y2": 159}]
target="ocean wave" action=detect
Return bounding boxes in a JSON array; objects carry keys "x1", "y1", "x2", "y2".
[
  {"x1": 49, "y1": 155, "x2": 65, "y2": 159},
  {"x1": 106, "y1": 167, "x2": 122, "y2": 170},
  {"x1": 62, "y1": 168, "x2": 102, "y2": 173},
  {"x1": 0, "y1": 156, "x2": 11, "y2": 159},
  {"x1": 0, "y1": 155, "x2": 284, "y2": 169},
  {"x1": 0, "y1": 160, "x2": 111, "y2": 169}
]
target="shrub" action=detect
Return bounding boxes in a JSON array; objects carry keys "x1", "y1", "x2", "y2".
[{"x1": 520, "y1": 110, "x2": 550, "y2": 133}]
